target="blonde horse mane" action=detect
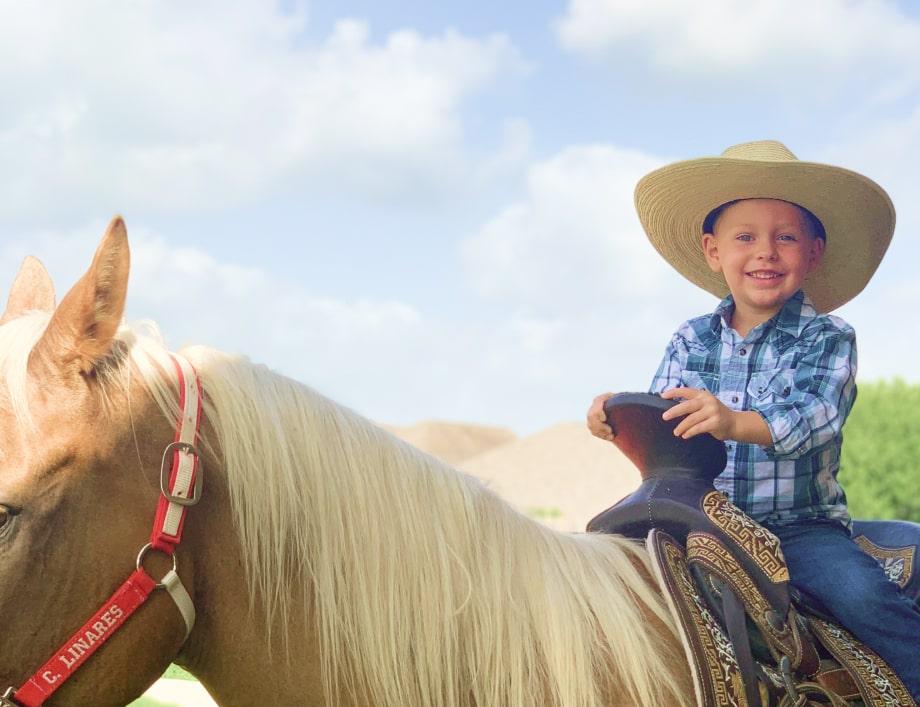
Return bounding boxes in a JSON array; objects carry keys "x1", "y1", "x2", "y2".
[{"x1": 2, "y1": 313, "x2": 689, "y2": 707}]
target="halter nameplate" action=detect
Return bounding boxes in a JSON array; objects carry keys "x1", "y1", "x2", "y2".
[{"x1": 5, "y1": 353, "x2": 203, "y2": 707}]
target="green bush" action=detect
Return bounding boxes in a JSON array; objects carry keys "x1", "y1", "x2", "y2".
[
  {"x1": 527, "y1": 506, "x2": 563, "y2": 520},
  {"x1": 840, "y1": 379, "x2": 920, "y2": 522}
]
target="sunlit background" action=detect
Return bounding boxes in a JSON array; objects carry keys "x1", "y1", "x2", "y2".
[{"x1": 2, "y1": 0, "x2": 919, "y2": 434}]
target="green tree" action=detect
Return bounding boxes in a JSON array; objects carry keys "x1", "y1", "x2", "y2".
[{"x1": 840, "y1": 379, "x2": 920, "y2": 522}]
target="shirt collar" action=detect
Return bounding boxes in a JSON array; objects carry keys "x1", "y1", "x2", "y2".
[
  {"x1": 709, "y1": 290, "x2": 816, "y2": 338},
  {"x1": 773, "y1": 290, "x2": 816, "y2": 336},
  {"x1": 711, "y1": 295, "x2": 734, "y2": 334}
]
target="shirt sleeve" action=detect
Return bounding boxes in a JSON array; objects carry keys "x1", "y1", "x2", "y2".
[
  {"x1": 649, "y1": 334, "x2": 685, "y2": 394},
  {"x1": 755, "y1": 326, "x2": 857, "y2": 460}
]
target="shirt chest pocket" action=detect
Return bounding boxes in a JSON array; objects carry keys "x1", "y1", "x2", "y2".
[{"x1": 747, "y1": 369, "x2": 795, "y2": 403}]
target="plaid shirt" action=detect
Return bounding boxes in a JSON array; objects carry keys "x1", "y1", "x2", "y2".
[{"x1": 650, "y1": 290, "x2": 857, "y2": 527}]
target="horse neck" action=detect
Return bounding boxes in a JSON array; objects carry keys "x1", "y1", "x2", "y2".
[
  {"x1": 131, "y1": 351, "x2": 378, "y2": 704},
  {"x1": 171, "y1": 429, "x2": 332, "y2": 706},
  {"x1": 147, "y1": 356, "x2": 692, "y2": 706}
]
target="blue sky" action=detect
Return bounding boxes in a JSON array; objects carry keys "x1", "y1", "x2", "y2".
[{"x1": 2, "y1": 0, "x2": 919, "y2": 433}]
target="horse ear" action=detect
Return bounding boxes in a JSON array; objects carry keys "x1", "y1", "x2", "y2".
[
  {"x1": 30, "y1": 216, "x2": 130, "y2": 377},
  {"x1": 0, "y1": 256, "x2": 56, "y2": 325}
]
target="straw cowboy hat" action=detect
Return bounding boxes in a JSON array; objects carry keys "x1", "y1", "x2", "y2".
[{"x1": 634, "y1": 140, "x2": 895, "y2": 312}]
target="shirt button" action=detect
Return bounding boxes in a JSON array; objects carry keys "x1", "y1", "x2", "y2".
[
  {"x1": 740, "y1": 347, "x2": 748, "y2": 356},
  {"x1": 732, "y1": 396, "x2": 739, "y2": 403}
]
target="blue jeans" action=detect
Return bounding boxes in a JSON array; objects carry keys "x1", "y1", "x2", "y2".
[{"x1": 767, "y1": 520, "x2": 920, "y2": 700}]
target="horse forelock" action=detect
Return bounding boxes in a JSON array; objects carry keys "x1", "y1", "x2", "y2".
[
  {"x1": 0, "y1": 311, "x2": 52, "y2": 430},
  {"x1": 97, "y1": 324, "x2": 690, "y2": 707}
]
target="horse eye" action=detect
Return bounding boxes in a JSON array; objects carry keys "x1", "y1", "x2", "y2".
[{"x1": 0, "y1": 505, "x2": 19, "y2": 531}]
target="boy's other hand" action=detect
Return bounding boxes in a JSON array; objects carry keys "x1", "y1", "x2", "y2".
[
  {"x1": 586, "y1": 392, "x2": 616, "y2": 442},
  {"x1": 660, "y1": 387, "x2": 736, "y2": 441}
]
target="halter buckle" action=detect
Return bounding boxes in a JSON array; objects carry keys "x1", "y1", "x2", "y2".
[{"x1": 159, "y1": 441, "x2": 204, "y2": 506}]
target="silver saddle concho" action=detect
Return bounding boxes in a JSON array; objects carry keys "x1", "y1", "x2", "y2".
[{"x1": 587, "y1": 393, "x2": 918, "y2": 707}]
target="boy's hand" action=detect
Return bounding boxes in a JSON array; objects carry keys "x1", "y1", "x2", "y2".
[
  {"x1": 586, "y1": 392, "x2": 616, "y2": 442},
  {"x1": 660, "y1": 387, "x2": 736, "y2": 440}
]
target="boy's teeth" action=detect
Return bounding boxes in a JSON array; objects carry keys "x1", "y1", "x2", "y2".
[{"x1": 749, "y1": 271, "x2": 780, "y2": 279}]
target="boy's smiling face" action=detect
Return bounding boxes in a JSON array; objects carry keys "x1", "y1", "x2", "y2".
[{"x1": 702, "y1": 198, "x2": 825, "y2": 330}]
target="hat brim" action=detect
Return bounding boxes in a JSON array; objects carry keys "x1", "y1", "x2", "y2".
[{"x1": 635, "y1": 157, "x2": 895, "y2": 312}]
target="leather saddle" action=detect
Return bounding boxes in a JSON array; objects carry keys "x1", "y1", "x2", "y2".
[{"x1": 587, "y1": 393, "x2": 919, "y2": 707}]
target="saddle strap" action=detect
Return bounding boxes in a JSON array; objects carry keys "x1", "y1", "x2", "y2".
[{"x1": 717, "y1": 578, "x2": 762, "y2": 707}]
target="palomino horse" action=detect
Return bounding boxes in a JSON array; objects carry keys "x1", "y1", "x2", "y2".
[{"x1": 0, "y1": 219, "x2": 694, "y2": 706}]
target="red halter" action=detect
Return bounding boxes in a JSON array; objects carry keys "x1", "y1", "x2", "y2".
[{"x1": 2, "y1": 353, "x2": 203, "y2": 707}]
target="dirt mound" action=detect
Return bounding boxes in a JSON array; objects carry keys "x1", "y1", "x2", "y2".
[
  {"x1": 383, "y1": 420, "x2": 517, "y2": 466},
  {"x1": 458, "y1": 422, "x2": 640, "y2": 531}
]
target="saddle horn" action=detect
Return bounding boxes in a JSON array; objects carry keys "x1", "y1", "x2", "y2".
[{"x1": 603, "y1": 392, "x2": 727, "y2": 482}]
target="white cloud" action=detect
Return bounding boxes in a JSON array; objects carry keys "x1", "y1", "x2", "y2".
[
  {"x1": 817, "y1": 108, "x2": 920, "y2": 383},
  {"x1": 820, "y1": 105, "x2": 920, "y2": 235},
  {"x1": 460, "y1": 144, "x2": 717, "y2": 423},
  {"x1": 0, "y1": 221, "x2": 619, "y2": 432},
  {"x1": 462, "y1": 144, "x2": 702, "y2": 315},
  {"x1": 556, "y1": 0, "x2": 920, "y2": 98},
  {"x1": 0, "y1": 215, "x2": 711, "y2": 434},
  {"x1": 0, "y1": 222, "x2": 423, "y2": 402},
  {"x1": 0, "y1": 2, "x2": 525, "y2": 222}
]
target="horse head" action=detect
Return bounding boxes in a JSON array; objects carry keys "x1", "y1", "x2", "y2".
[{"x1": 0, "y1": 219, "x2": 195, "y2": 705}]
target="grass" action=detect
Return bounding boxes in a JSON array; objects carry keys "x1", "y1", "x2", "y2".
[
  {"x1": 162, "y1": 665, "x2": 196, "y2": 681},
  {"x1": 526, "y1": 506, "x2": 563, "y2": 520},
  {"x1": 127, "y1": 665, "x2": 199, "y2": 707}
]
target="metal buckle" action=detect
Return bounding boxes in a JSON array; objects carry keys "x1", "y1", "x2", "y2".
[
  {"x1": 136, "y1": 542, "x2": 180, "y2": 590},
  {"x1": 1, "y1": 687, "x2": 20, "y2": 706},
  {"x1": 159, "y1": 441, "x2": 204, "y2": 506}
]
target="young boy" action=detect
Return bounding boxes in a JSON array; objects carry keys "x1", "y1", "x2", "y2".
[{"x1": 587, "y1": 140, "x2": 920, "y2": 698}]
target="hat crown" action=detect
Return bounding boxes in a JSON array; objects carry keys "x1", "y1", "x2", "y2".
[{"x1": 721, "y1": 140, "x2": 798, "y2": 162}]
